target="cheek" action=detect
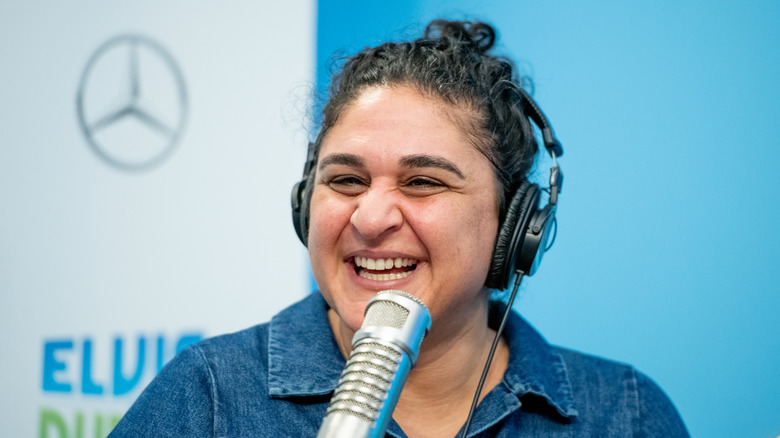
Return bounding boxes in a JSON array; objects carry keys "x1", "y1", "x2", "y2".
[
  {"x1": 416, "y1": 196, "x2": 499, "y2": 268},
  {"x1": 462, "y1": 204, "x2": 499, "y2": 270},
  {"x1": 308, "y1": 191, "x2": 335, "y2": 249},
  {"x1": 307, "y1": 189, "x2": 355, "y2": 267},
  {"x1": 307, "y1": 192, "x2": 339, "y2": 304}
]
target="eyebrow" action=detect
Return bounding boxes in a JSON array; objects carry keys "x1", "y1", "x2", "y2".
[
  {"x1": 318, "y1": 153, "x2": 365, "y2": 171},
  {"x1": 317, "y1": 152, "x2": 465, "y2": 180},
  {"x1": 400, "y1": 154, "x2": 465, "y2": 179}
]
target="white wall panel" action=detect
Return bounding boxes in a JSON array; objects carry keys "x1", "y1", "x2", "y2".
[{"x1": 0, "y1": 2, "x2": 314, "y2": 436}]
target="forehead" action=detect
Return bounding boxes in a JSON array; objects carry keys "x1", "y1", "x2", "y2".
[{"x1": 320, "y1": 86, "x2": 483, "y2": 162}]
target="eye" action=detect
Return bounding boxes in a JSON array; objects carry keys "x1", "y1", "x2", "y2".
[
  {"x1": 327, "y1": 175, "x2": 368, "y2": 196},
  {"x1": 402, "y1": 176, "x2": 448, "y2": 195},
  {"x1": 407, "y1": 177, "x2": 443, "y2": 187}
]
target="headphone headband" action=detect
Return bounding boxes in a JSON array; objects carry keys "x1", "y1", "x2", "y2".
[{"x1": 517, "y1": 87, "x2": 563, "y2": 158}]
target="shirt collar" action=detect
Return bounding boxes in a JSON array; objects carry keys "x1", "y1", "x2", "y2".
[
  {"x1": 267, "y1": 293, "x2": 344, "y2": 396},
  {"x1": 490, "y1": 300, "x2": 579, "y2": 418},
  {"x1": 267, "y1": 293, "x2": 577, "y2": 418}
]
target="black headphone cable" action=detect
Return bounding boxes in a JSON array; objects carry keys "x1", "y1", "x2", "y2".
[{"x1": 458, "y1": 269, "x2": 525, "y2": 438}]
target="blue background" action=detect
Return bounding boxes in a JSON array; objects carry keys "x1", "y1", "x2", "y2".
[{"x1": 317, "y1": 1, "x2": 780, "y2": 437}]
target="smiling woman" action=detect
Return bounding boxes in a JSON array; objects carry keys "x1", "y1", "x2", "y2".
[
  {"x1": 309, "y1": 86, "x2": 501, "y2": 342},
  {"x1": 109, "y1": 19, "x2": 689, "y2": 438}
]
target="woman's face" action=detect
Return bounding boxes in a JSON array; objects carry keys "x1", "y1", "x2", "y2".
[{"x1": 308, "y1": 86, "x2": 500, "y2": 332}]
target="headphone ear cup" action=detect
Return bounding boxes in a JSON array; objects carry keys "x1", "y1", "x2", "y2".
[
  {"x1": 291, "y1": 142, "x2": 318, "y2": 247},
  {"x1": 291, "y1": 168, "x2": 317, "y2": 247},
  {"x1": 487, "y1": 181, "x2": 540, "y2": 290},
  {"x1": 290, "y1": 178, "x2": 307, "y2": 246},
  {"x1": 518, "y1": 202, "x2": 556, "y2": 277}
]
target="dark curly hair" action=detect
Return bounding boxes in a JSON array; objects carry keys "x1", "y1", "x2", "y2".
[{"x1": 312, "y1": 19, "x2": 539, "y2": 213}]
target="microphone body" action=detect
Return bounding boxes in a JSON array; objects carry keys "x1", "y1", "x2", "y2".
[{"x1": 317, "y1": 290, "x2": 431, "y2": 438}]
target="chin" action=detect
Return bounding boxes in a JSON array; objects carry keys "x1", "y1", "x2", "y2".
[{"x1": 321, "y1": 289, "x2": 373, "y2": 332}]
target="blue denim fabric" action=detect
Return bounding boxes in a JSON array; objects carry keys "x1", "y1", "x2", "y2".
[{"x1": 109, "y1": 293, "x2": 688, "y2": 437}]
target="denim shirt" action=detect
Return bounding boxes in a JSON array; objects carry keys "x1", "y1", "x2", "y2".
[{"x1": 110, "y1": 293, "x2": 688, "y2": 437}]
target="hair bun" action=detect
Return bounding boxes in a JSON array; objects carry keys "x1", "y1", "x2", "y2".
[{"x1": 425, "y1": 19, "x2": 496, "y2": 54}]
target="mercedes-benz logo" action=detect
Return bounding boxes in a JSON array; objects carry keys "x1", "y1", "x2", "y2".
[{"x1": 76, "y1": 34, "x2": 188, "y2": 171}]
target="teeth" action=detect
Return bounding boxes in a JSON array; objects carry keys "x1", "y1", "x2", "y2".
[
  {"x1": 358, "y1": 270, "x2": 413, "y2": 281},
  {"x1": 355, "y1": 256, "x2": 418, "y2": 271}
]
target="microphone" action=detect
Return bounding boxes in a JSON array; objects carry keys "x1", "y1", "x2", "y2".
[{"x1": 317, "y1": 290, "x2": 431, "y2": 438}]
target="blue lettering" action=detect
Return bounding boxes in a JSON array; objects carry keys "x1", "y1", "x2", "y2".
[
  {"x1": 176, "y1": 333, "x2": 202, "y2": 354},
  {"x1": 81, "y1": 339, "x2": 104, "y2": 395},
  {"x1": 42, "y1": 340, "x2": 73, "y2": 393},
  {"x1": 112, "y1": 337, "x2": 145, "y2": 396},
  {"x1": 42, "y1": 331, "x2": 204, "y2": 398},
  {"x1": 156, "y1": 335, "x2": 164, "y2": 373}
]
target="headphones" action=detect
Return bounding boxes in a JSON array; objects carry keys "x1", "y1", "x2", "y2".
[{"x1": 290, "y1": 88, "x2": 563, "y2": 291}]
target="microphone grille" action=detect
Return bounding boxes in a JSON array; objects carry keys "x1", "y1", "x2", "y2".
[
  {"x1": 364, "y1": 300, "x2": 409, "y2": 329},
  {"x1": 318, "y1": 291, "x2": 430, "y2": 438},
  {"x1": 327, "y1": 341, "x2": 402, "y2": 422}
]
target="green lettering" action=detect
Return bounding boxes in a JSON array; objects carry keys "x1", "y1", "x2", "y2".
[
  {"x1": 93, "y1": 411, "x2": 125, "y2": 438},
  {"x1": 39, "y1": 409, "x2": 67, "y2": 438},
  {"x1": 108, "y1": 414, "x2": 122, "y2": 433},
  {"x1": 39, "y1": 407, "x2": 125, "y2": 438},
  {"x1": 94, "y1": 413, "x2": 102, "y2": 438},
  {"x1": 74, "y1": 411, "x2": 84, "y2": 438},
  {"x1": 94, "y1": 412, "x2": 123, "y2": 438}
]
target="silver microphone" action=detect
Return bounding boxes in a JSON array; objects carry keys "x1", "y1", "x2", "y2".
[{"x1": 317, "y1": 290, "x2": 431, "y2": 438}]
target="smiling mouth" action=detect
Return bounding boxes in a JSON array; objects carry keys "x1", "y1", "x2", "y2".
[{"x1": 353, "y1": 256, "x2": 418, "y2": 281}]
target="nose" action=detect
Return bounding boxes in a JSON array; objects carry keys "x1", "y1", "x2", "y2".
[{"x1": 350, "y1": 185, "x2": 404, "y2": 241}]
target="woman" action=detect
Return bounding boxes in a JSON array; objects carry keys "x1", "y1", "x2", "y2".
[{"x1": 110, "y1": 20, "x2": 688, "y2": 437}]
